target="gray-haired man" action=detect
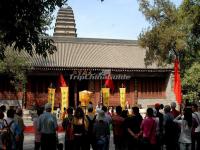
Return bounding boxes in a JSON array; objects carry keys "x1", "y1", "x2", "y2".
[{"x1": 37, "y1": 103, "x2": 58, "y2": 150}]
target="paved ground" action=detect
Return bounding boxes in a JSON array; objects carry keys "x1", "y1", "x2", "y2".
[
  {"x1": 23, "y1": 118, "x2": 115, "y2": 150},
  {"x1": 24, "y1": 132, "x2": 65, "y2": 150},
  {"x1": 24, "y1": 132, "x2": 114, "y2": 150}
]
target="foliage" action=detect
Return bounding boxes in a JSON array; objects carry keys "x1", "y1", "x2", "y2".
[
  {"x1": 138, "y1": 0, "x2": 200, "y2": 102},
  {"x1": 182, "y1": 62, "x2": 200, "y2": 102},
  {"x1": 0, "y1": 48, "x2": 32, "y2": 91},
  {"x1": 178, "y1": 0, "x2": 200, "y2": 71},
  {"x1": 138, "y1": 0, "x2": 187, "y2": 66},
  {"x1": 0, "y1": 0, "x2": 67, "y2": 59},
  {"x1": 137, "y1": 0, "x2": 200, "y2": 69}
]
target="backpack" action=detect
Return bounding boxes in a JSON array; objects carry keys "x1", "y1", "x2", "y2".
[
  {"x1": 1, "y1": 119, "x2": 14, "y2": 149},
  {"x1": 65, "y1": 117, "x2": 74, "y2": 141},
  {"x1": 86, "y1": 115, "x2": 96, "y2": 136}
]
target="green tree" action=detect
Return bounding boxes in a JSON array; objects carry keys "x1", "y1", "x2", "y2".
[
  {"x1": 178, "y1": 0, "x2": 200, "y2": 71},
  {"x1": 0, "y1": 0, "x2": 67, "y2": 59},
  {"x1": 138, "y1": 0, "x2": 200, "y2": 69},
  {"x1": 138, "y1": 0, "x2": 200, "y2": 102},
  {"x1": 182, "y1": 62, "x2": 200, "y2": 102},
  {"x1": 0, "y1": 48, "x2": 31, "y2": 91},
  {"x1": 138, "y1": 0, "x2": 187, "y2": 66}
]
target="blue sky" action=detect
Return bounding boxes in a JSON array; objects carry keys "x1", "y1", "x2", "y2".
[{"x1": 47, "y1": 0, "x2": 182, "y2": 40}]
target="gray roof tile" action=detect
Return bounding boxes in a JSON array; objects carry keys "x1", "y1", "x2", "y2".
[{"x1": 21, "y1": 37, "x2": 172, "y2": 70}]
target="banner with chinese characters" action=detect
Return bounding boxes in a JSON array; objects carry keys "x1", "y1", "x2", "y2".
[
  {"x1": 102, "y1": 88, "x2": 110, "y2": 107},
  {"x1": 120, "y1": 88, "x2": 126, "y2": 110},
  {"x1": 61, "y1": 87, "x2": 69, "y2": 113},
  {"x1": 48, "y1": 88, "x2": 55, "y2": 111}
]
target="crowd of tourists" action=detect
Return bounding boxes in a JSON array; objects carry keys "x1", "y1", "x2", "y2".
[
  {"x1": 0, "y1": 101, "x2": 200, "y2": 150},
  {"x1": 0, "y1": 105, "x2": 25, "y2": 150}
]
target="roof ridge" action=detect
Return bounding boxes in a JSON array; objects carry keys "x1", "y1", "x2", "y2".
[{"x1": 50, "y1": 36, "x2": 138, "y2": 45}]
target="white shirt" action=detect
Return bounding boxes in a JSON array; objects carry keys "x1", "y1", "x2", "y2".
[
  {"x1": 174, "y1": 115, "x2": 192, "y2": 144},
  {"x1": 192, "y1": 112, "x2": 200, "y2": 132}
]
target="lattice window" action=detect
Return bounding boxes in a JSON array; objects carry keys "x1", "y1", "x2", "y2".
[{"x1": 138, "y1": 78, "x2": 166, "y2": 98}]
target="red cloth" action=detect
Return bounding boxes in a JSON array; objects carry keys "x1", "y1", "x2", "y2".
[
  {"x1": 24, "y1": 125, "x2": 64, "y2": 133},
  {"x1": 174, "y1": 59, "x2": 182, "y2": 105},
  {"x1": 140, "y1": 117, "x2": 157, "y2": 145},
  {"x1": 59, "y1": 74, "x2": 67, "y2": 87},
  {"x1": 112, "y1": 115, "x2": 125, "y2": 139},
  {"x1": 105, "y1": 74, "x2": 114, "y2": 92},
  {"x1": 171, "y1": 109, "x2": 180, "y2": 118}
]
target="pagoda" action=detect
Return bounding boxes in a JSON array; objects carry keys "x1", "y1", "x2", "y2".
[{"x1": 53, "y1": 6, "x2": 77, "y2": 37}]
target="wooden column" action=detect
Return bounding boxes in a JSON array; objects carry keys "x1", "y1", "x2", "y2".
[
  {"x1": 74, "y1": 80, "x2": 78, "y2": 108},
  {"x1": 134, "y1": 78, "x2": 138, "y2": 105}
]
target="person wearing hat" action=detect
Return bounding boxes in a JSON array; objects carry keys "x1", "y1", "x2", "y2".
[
  {"x1": 93, "y1": 110, "x2": 110, "y2": 150},
  {"x1": 37, "y1": 103, "x2": 58, "y2": 150}
]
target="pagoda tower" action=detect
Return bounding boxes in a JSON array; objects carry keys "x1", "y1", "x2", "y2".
[{"x1": 53, "y1": 6, "x2": 77, "y2": 37}]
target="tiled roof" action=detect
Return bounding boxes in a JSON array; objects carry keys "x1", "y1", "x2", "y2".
[{"x1": 22, "y1": 37, "x2": 172, "y2": 70}]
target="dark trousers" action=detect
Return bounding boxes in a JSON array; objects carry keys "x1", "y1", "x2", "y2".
[
  {"x1": 114, "y1": 137, "x2": 127, "y2": 150},
  {"x1": 16, "y1": 134, "x2": 24, "y2": 150},
  {"x1": 192, "y1": 132, "x2": 200, "y2": 150},
  {"x1": 85, "y1": 135, "x2": 95, "y2": 150},
  {"x1": 196, "y1": 132, "x2": 200, "y2": 150},
  {"x1": 65, "y1": 140, "x2": 74, "y2": 150},
  {"x1": 166, "y1": 143, "x2": 177, "y2": 150},
  {"x1": 41, "y1": 133, "x2": 57, "y2": 150},
  {"x1": 16, "y1": 140, "x2": 24, "y2": 150},
  {"x1": 95, "y1": 138, "x2": 107, "y2": 150},
  {"x1": 34, "y1": 142, "x2": 41, "y2": 150},
  {"x1": 127, "y1": 138, "x2": 139, "y2": 150},
  {"x1": 74, "y1": 135, "x2": 87, "y2": 150}
]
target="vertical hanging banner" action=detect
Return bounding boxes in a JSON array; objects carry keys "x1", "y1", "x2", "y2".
[
  {"x1": 58, "y1": 74, "x2": 68, "y2": 113},
  {"x1": 48, "y1": 88, "x2": 55, "y2": 110},
  {"x1": 102, "y1": 88, "x2": 110, "y2": 107},
  {"x1": 105, "y1": 74, "x2": 114, "y2": 93},
  {"x1": 61, "y1": 87, "x2": 69, "y2": 113},
  {"x1": 174, "y1": 59, "x2": 182, "y2": 105},
  {"x1": 120, "y1": 88, "x2": 126, "y2": 110}
]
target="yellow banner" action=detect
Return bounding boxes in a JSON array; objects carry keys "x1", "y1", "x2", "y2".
[
  {"x1": 120, "y1": 88, "x2": 126, "y2": 110},
  {"x1": 61, "y1": 87, "x2": 69, "y2": 113},
  {"x1": 48, "y1": 88, "x2": 55, "y2": 111},
  {"x1": 102, "y1": 88, "x2": 110, "y2": 107}
]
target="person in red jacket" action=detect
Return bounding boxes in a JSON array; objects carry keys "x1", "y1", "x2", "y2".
[{"x1": 170, "y1": 102, "x2": 180, "y2": 118}]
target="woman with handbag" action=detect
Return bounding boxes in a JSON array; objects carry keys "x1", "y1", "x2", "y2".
[{"x1": 139, "y1": 108, "x2": 157, "y2": 150}]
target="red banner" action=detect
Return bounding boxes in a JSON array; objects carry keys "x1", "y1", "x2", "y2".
[
  {"x1": 59, "y1": 74, "x2": 67, "y2": 87},
  {"x1": 174, "y1": 59, "x2": 182, "y2": 104},
  {"x1": 105, "y1": 74, "x2": 114, "y2": 92}
]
